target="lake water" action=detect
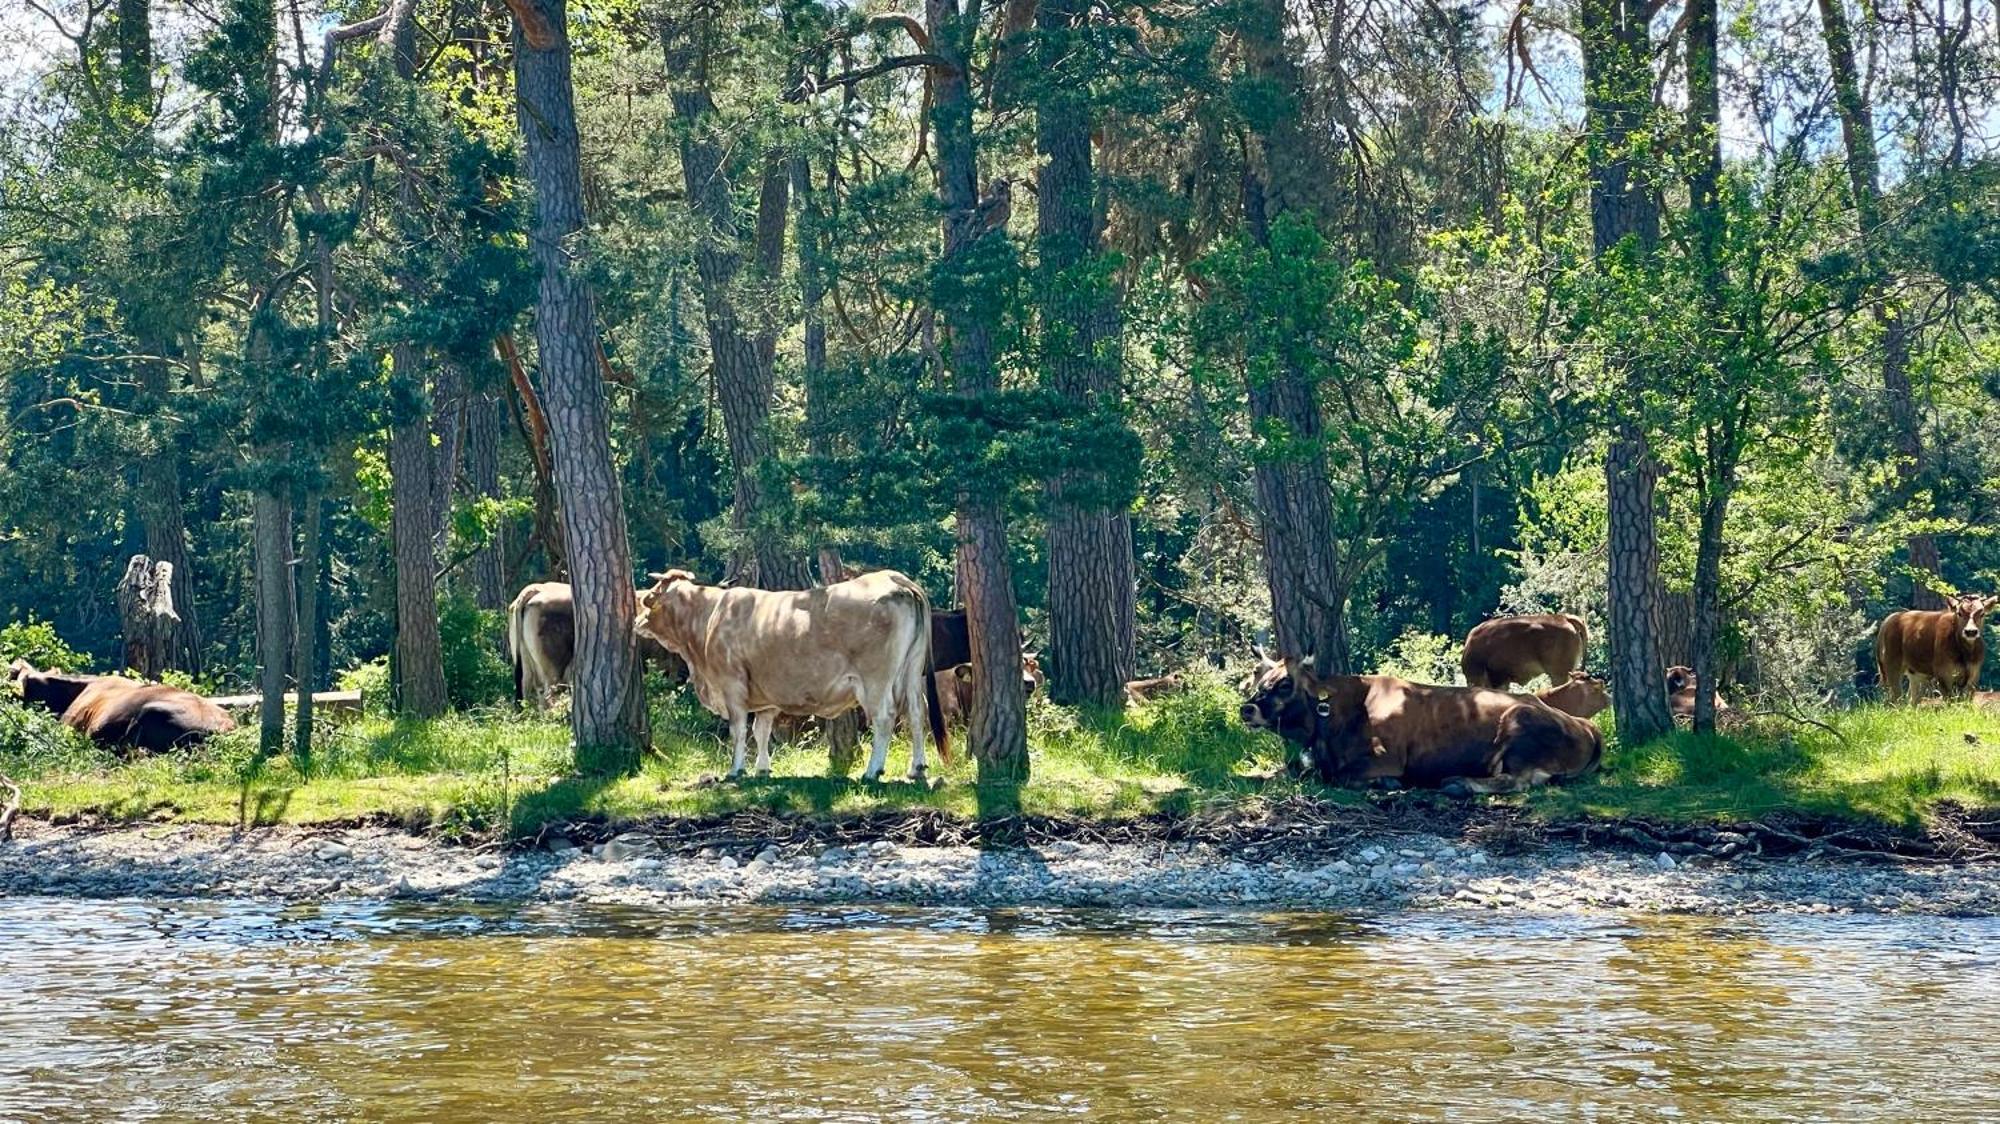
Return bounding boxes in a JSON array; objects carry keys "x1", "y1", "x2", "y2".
[{"x1": 0, "y1": 898, "x2": 1995, "y2": 1121}]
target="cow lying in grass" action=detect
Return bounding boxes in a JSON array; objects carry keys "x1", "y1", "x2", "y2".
[
  {"x1": 7, "y1": 659, "x2": 234, "y2": 754},
  {"x1": 1239, "y1": 660, "x2": 1603, "y2": 794}
]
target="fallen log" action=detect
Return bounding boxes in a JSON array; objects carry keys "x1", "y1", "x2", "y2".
[{"x1": 208, "y1": 691, "x2": 364, "y2": 720}]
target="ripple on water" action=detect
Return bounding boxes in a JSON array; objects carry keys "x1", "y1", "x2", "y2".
[{"x1": 0, "y1": 899, "x2": 1995, "y2": 1122}]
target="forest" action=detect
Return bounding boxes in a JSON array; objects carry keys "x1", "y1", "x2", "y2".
[{"x1": 1, "y1": 0, "x2": 1997, "y2": 797}]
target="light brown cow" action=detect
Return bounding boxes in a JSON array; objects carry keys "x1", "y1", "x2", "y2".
[
  {"x1": 1124, "y1": 673, "x2": 1187, "y2": 707},
  {"x1": 1878, "y1": 595, "x2": 1997, "y2": 703},
  {"x1": 8, "y1": 660, "x2": 234, "y2": 754},
  {"x1": 1535, "y1": 670, "x2": 1612, "y2": 719},
  {"x1": 635, "y1": 568, "x2": 945, "y2": 781},
  {"x1": 1460, "y1": 613, "x2": 1589, "y2": 689},
  {"x1": 1240, "y1": 661, "x2": 1601, "y2": 793},
  {"x1": 1663, "y1": 666, "x2": 1732, "y2": 720},
  {"x1": 509, "y1": 582, "x2": 683, "y2": 708}
]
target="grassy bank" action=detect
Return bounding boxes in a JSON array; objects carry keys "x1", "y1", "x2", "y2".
[{"x1": 4, "y1": 681, "x2": 1998, "y2": 839}]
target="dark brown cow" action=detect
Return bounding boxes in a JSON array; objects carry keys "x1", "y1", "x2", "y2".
[
  {"x1": 7, "y1": 660, "x2": 234, "y2": 754},
  {"x1": 1460, "y1": 613, "x2": 1589, "y2": 689},
  {"x1": 935, "y1": 650, "x2": 1045, "y2": 729},
  {"x1": 1240, "y1": 661, "x2": 1601, "y2": 793},
  {"x1": 1663, "y1": 666, "x2": 1731, "y2": 720},
  {"x1": 1877, "y1": 595, "x2": 1997, "y2": 703},
  {"x1": 509, "y1": 582, "x2": 684, "y2": 708}
]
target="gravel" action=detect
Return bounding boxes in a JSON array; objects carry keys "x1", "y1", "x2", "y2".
[{"x1": 1, "y1": 821, "x2": 1996, "y2": 915}]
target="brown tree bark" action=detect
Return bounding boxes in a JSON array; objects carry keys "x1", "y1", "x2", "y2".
[
  {"x1": 466, "y1": 393, "x2": 509, "y2": 610},
  {"x1": 252, "y1": 489, "x2": 293, "y2": 756},
  {"x1": 1582, "y1": 0, "x2": 1673, "y2": 743},
  {"x1": 667, "y1": 17, "x2": 809, "y2": 590},
  {"x1": 389, "y1": 344, "x2": 450, "y2": 717},
  {"x1": 508, "y1": 0, "x2": 650, "y2": 768},
  {"x1": 499, "y1": 332, "x2": 566, "y2": 576},
  {"x1": 1038, "y1": 0, "x2": 1135, "y2": 707},
  {"x1": 293, "y1": 488, "x2": 322, "y2": 761},
  {"x1": 1686, "y1": 0, "x2": 1731, "y2": 736},
  {"x1": 1239, "y1": 0, "x2": 1350, "y2": 676},
  {"x1": 1815, "y1": 0, "x2": 1940, "y2": 609},
  {"x1": 931, "y1": 0, "x2": 1028, "y2": 780}
]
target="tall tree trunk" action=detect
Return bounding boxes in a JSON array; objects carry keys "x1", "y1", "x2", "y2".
[
  {"x1": 1686, "y1": 0, "x2": 1731, "y2": 736},
  {"x1": 115, "y1": 0, "x2": 151, "y2": 108},
  {"x1": 1583, "y1": 0, "x2": 1672, "y2": 743},
  {"x1": 794, "y1": 152, "x2": 861, "y2": 766},
  {"x1": 378, "y1": 3, "x2": 448, "y2": 716},
  {"x1": 135, "y1": 362, "x2": 203, "y2": 674},
  {"x1": 667, "y1": 19, "x2": 808, "y2": 590},
  {"x1": 1815, "y1": 0, "x2": 1940, "y2": 609},
  {"x1": 507, "y1": 0, "x2": 650, "y2": 768},
  {"x1": 931, "y1": 0, "x2": 1028, "y2": 780},
  {"x1": 252, "y1": 489, "x2": 293, "y2": 756},
  {"x1": 466, "y1": 393, "x2": 509, "y2": 609},
  {"x1": 1689, "y1": 458, "x2": 1734, "y2": 734},
  {"x1": 389, "y1": 345, "x2": 450, "y2": 717},
  {"x1": 1239, "y1": 0, "x2": 1349, "y2": 676},
  {"x1": 293, "y1": 488, "x2": 322, "y2": 761},
  {"x1": 500, "y1": 332, "x2": 566, "y2": 576},
  {"x1": 1038, "y1": 0, "x2": 1136, "y2": 707}
]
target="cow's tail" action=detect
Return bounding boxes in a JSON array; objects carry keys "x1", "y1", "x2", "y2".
[
  {"x1": 508, "y1": 589, "x2": 527, "y2": 708},
  {"x1": 1565, "y1": 613, "x2": 1590, "y2": 662},
  {"x1": 895, "y1": 575, "x2": 949, "y2": 764}
]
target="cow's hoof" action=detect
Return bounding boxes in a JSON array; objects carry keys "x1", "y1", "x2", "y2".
[
  {"x1": 725, "y1": 769, "x2": 745, "y2": 783},
  {"x1": 756, "y1": 768, "x2": 773, "y2": 778},
  {"x1": 861, "y1": 770, "x2": 883, "y2": 783},
  {"x1": 905, "y1": 769, "x2": 929, "y2": 786}
]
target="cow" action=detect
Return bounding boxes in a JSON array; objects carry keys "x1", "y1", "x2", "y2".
[
  {"x1": 1535, "y1": 670, "x2": 1612, "y2": 719},
  {"x1": 936, "y1": 651, "x2": 1045, "y2": 729},
  {"x1": 635, "y1": 568, "x2": 946, "y2": 781},
  {"x1": 1877, "y1": 594, "x2": 1997, "y2": 703},
  {"x1": 1460, "y1": 613, "x2": 1590, "y2": 690},
  {"x1": 1663, "y1": 665, "x2": 1732, "y2": 720},
  {"x1": 7, "y1": 659, "x2": 234, "y2": 754},
  {"x1": 1240, "y1": 660, "x2": 1602, "y2": 794},
  {"x1": 509, "y1": 582, "x2": 684, "y2": 708},
  {"x1": 1124, "y1": 673, "x2": 1186, "y2": 707}
]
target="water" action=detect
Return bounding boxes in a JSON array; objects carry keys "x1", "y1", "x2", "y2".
[{"x1": 0, "y1": 899, "x2": 1995, "y2": 1122}]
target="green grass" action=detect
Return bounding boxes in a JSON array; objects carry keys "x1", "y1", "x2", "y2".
[{"x1": 5, "y1": 681, "x2": 1998, "y2": 838}]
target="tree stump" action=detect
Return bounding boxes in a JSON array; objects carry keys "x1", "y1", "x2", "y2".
[{"x1": 118, "y1": 554, "x2": 182, "y2": 680}]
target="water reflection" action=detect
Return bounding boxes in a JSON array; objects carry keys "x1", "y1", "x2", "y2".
[{"x1": 0, "y1": 899, "x2": 1994, "y2": 1122}]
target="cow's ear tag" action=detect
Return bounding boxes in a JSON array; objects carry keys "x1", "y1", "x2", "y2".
[{"x1": 1315, "y1": 701, "x2": 1331, "y2": 718}]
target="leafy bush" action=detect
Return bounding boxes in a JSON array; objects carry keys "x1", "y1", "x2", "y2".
[
  {"x1": 440, "y1": 596, "x2": 513, "y2": 709},
  {"x1": 0, "y1": 618, "x2": 91, "y2": 672},
  {"x1": 0, "y1": 698, "x2": 112, "y2": 774},
  {"x1": 338, "y1": 658, "x2": 392, "y2": 714},
  {"x1": 1375, "y1": 628, "x2": 1463, "y2": 684}
]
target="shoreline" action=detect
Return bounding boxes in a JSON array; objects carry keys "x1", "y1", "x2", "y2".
[{"x1": 3, "y1": 819, "x2": 1998, "y2": 916}]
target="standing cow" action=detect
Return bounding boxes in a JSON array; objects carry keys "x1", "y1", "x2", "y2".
[
  {"x1": 1460, "y1": 613, "x2": 1590, "y2": 689},
  {"x1": 1878, "y1": 594, "x2": 1997, "y2": 703},
  {"x1": 634, "y1": 568, "x2": 946, "y2": 781},
  {"x1": 509, "y1": 582, "x2": 683, "y2": 708}
]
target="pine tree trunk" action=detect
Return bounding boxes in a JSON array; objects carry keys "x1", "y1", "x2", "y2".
[
  {"x1": 1038, "y1": 0, "x2": 1136, "y2": 707},
  {"x1": 931, "y1": 0, "x2": 1029, "y2": 779},
  {"x1": 136, "y1": 357, "x2": 202, "y2": 674},
  {"x1": 251, "y1": 489, "x2": 293, "y2": 757},
  {"x1": 466, "y1": 393, "x2": 508, "y2": 610},
  {"x1": 509, "y1": 0, "x2": 650, "y2": 768},
  {"x1": 667, "y1": 18, "x2": 807, "y2": 590},
  {"x1": 1690, "y1": 467, "x2": 1733, "y2": 734},
  {"x1": 1815, "y1": 0, "x2": 1940, "y2": 609},
  {"x1": 1584, "y1": 0, "x2": 1672, "y2": 743},
  {"x1": 389, "y1": 343, "x2": 449, "y2": 717},
  {"x1": 1239, "y1": 0, "x2": 1349, "y2": 677},
  {"x1": 293, "y1": 488, "x2": 322, "y2": 761},
  {"x1": 115, "y1": 0, "x2": 150, "y2": 107}
]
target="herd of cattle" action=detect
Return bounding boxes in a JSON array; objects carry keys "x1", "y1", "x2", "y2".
[{"x1": 5, "y1": 565, "x2": 1996, "y2": 795}]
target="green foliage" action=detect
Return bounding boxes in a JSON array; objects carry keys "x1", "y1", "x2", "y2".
[
  {"x1": 438, "y1": 596, "x2": 513, "y2": 710},
  {"x1": 0, "y1": 619, "x2": 91, "y2": 673},
  {"x1": 1375, "y1": 630, "x2": 1463, "y2": 685}
]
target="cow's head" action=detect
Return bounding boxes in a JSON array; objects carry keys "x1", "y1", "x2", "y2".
[
  {"x1": 5, "y1": 659, "x2": 30, "y2": 688},
  {"x1": 1020, "y1": 648, "x2": 1044, "y2": 695},
  {"x1": 1948, "y1": 594, "x2": 1999, "y2": 643},
  {"x1": 636, "y1": 568, "x2": 704, "y2": 653},
  {"x1": 1544, "y1": 670, "x2": 1612, "y2": 718},
  {"x1": 1664, "y1": 665, "x2": 1696, "y2": 694}
]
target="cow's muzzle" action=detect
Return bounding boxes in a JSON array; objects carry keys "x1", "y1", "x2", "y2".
[{"x1": 1239, "y1": 702, "x2": 1267, "y2": 727}]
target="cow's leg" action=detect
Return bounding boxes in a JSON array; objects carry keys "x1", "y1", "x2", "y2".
[
  {"x1": 904, "y1": 660, "x2": 929, "y2": 781},
  {"x1": 726, "y1": 707, "x2": 751, "y2": 779},
  {"x1": 1906, "y1": 672, "x2": 1934, "y2": 703},
  {"x1": 861, "y1": 688, "x2": 893, "y2": 782},
  {"x1": 751, "y1": 710, "x2": 776, "y2": 776}
]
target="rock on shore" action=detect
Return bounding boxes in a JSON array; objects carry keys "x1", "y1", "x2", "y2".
[{"x1": 1, "y1": 822, "x2": 1996, "y2": 916}]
